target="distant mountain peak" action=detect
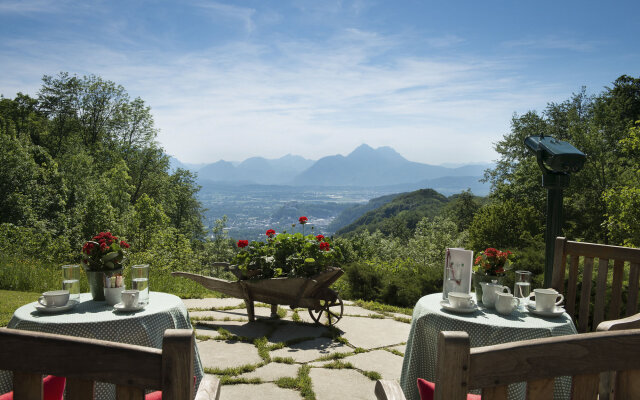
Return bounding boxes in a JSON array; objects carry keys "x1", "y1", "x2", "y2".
[{"x1": 349, "y1": 143, "x2": 375, "y2": 156}]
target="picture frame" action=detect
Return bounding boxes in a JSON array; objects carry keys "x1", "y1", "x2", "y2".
[{"x1": 443, "y1": 247, "x2": 473, "y2": 299}]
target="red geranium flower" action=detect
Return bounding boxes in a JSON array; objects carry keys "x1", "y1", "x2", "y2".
[
  {"x1": 315, "y1": 234, "x2": 325, "y2": 242},
  {"x1": 319, "y1": 241, "x2": 330, "y2": 251},
  {"x1": 298, "y1": 216, "x2": 308, "y2": 224},
  {"x1": 266, "y1": 229, "x2": 276, "y2": 238},
  {"x1": 120, "y1": 240, "x2": 130, "y2": 249},
  {"x1": 237, "y1": 239, "x2": 249, "y2": 248}
]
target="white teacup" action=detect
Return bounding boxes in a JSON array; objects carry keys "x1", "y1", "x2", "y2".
[
  {"x1": 529, "y1": 288, "x2": 564, "y2": 312},
  {"x1": 495, "y1": 292, "x2": 520, "y2": 315},
  {"x1": 104, "y1": 286, "x2": 125, "y2": 306},
  {"x1": 38, "y1": 290, "x2": 70, "y2": 307},
  {"x1": 448, "y1": 292, "x2": 474, "y2": 309},
  {"x1": 121, "y1": 290, "x2": 140, "y2": 308}
]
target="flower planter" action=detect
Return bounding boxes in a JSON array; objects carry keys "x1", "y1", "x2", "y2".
[{"x1": 173, "y1": 266, "x2": 345, "y2": 326}]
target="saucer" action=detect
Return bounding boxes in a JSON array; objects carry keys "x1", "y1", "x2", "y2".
[
  {"x1": 440, "y1": 300, "x2": 478, "y2": 314},
  {"x1": 35, "y1": 299, "x2": 79, "y2": 313},
  {"x1": 113, "y1": 302, "x2": 145, "y2": 312},
  {"x1": 527, "y1": 304, "x2": 565, "y2": 317}
]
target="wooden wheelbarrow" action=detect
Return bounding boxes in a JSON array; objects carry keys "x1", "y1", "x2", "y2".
[{"x1": 173, "y1": 266, "x2": 345, "y2": 326}]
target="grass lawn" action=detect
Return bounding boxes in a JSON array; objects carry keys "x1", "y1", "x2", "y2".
[{"x1": 0, "y1": 289, "x2": 40, "y2": 327}]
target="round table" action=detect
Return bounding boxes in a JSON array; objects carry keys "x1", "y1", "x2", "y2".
[
  {"x1": 0, "y1": 292, "x2": 203, "y2": 399},
  {"x1": 400, "y1": 293, "x2": 578, "y2": 400}
]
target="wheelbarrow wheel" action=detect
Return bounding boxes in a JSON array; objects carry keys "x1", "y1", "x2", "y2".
[{"x1": 308, "y1": 289, "x2": 343, "y2": 326}]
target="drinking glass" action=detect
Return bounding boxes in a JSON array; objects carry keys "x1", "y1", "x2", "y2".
[
  {"x1": 62, "y1": 264, "x2": 81, "y2": 301},
  {"x1": 131, "y1": 264, "x2": 150, "y2": 305},
  {"x1": 514, "y1": 270, "x2": 532, "y2": 309}
]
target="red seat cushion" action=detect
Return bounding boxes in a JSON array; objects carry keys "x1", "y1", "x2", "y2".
[
  {"x1": 0, "y1": 375, "x2": 66, "y2": 400},
  {"x1": 145, "y1": 391, "x2": 163, "y2": 400},
  {"x1": 145, "y1": 375, "x2": 197, "y2": 399},
  {"x1": 417, "y1": 378, "x2": 482, "y2": 400}
]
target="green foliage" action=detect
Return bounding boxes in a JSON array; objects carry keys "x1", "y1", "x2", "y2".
[
  {"x1": 483, "y1": 76, "x2": 640, "y2": 246},
  {"x1": 335, "y1": 189, "x2": 450, "y2": 238},
  {"x1": 604, "y1": 122, "x2": 640, "y2": 246},
  {"x1": 443, "y1": 189, "x2": 483, "y2": 231},
  {"x1": 0, "y1": 73, "x2": 206, "y2": 277},
  {"x1": 327, "y1": 193, "x2": 399, "y2": 233},
  {"x1": 232, "y1": 233, "x2": 343, "y2": 279},
  {"x1": 337, "y1": 216, "x2": 465, "y2": 307},
  {"x1": 467, "y1": 199, "x2": 543, "y2": 251}
]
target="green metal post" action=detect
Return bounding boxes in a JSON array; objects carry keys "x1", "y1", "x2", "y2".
[{"x1": 542, "y1": 173, "x2": 570, "y2": 288}]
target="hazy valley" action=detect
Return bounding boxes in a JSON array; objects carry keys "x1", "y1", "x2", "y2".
[{"x1": 171, "y1": 144, "x2": 493, "y2": 240}]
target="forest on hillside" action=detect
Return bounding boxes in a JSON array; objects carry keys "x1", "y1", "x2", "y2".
[{"x1": 1, "y1": 73, "x2": 639, "y2": 307}]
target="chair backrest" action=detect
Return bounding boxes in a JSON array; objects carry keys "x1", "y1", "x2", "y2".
[
  {"x1": 596, "y1": 313, "x2": 640, "y2": 400},
  {"x1": 434, "y1": 329, "x2": 640, "y2": 400},
  {"x1": 551, "y1": 236, "x2": 640, "y2": 332},
  {"x1": 0, "y1": 328, "x2": 195, "y2": 400}
]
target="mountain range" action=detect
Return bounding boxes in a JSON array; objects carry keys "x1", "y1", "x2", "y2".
[{"x1": 169, "y1": 144, "x2": 493, "y2": 194}]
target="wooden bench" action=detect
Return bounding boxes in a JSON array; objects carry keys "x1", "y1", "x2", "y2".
[
  {"x1": 0, "y1": 328, "x2": 220, "y2": 400},
  {"x1": 376, "y1": 328, "x2": 640, "y2": 399},
  {"x1": 551, "y1": 236, "x2": 640, "y2": 332}
]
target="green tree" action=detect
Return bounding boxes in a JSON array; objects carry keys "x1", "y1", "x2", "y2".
[
  {"x1": 446, "y1": 189, "x2": 481, "y2": 231},
  {"x1": 604, "y1": 122, "x2": 640, "y2": 246},
  {"x1": 129, "y1": 194, "x2": 170, "y2": 251},
  {"x1": 483, "y1": 76, "x2": 640, "y2": 246},
  {"x1": 467, "y1": 199, "x2": 543, "y2": 251},
  {"x1": 165, "y1": 169, "x2": 204, "y2": 240}
]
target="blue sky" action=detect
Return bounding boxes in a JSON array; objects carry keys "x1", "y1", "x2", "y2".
[{"x1": 1, "y1": 0, "x2": 639, "y2": 165}]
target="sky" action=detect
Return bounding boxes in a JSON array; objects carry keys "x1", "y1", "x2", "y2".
[{"x1": 1, "y1": 0, "x2": 639, "y2": 165}]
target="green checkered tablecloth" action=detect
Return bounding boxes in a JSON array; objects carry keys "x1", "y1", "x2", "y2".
[
  {"x1": 400, "y1": 293, "x2": 577, "y2": 400},
  {"x1": 0, "y1": 292, "x2": 203, "y2": 399}
]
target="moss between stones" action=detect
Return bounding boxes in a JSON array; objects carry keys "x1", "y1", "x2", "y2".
[{"x1": 275, "y1": 365, "x2": 315, "y2": 400}]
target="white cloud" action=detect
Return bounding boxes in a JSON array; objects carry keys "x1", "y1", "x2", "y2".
[
  {"x1": 0, "y1": 19, "x2": 571, "y2": 165},
  {"x1": 192, "y1": 1, "x2": 257, "y2": 33},
  {"x1": 502, "y1": 36, "x2": 599, "y2": 52}
]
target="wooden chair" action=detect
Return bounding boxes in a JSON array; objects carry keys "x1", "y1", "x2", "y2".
[
  {"x1": 551, "y1": 236, "x2": 640, "y2": 332},
  {"x1": 0, "y1": 328, "x2": 220, "y2": 400},
  {"x1": 375, "y1": 329, "x2": 640, "y2": 400},
  {"x1": 596, "y1": 312, "x2": 640, "y2": 400}
]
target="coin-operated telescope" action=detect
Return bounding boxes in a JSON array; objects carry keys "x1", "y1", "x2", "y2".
[{"x1": 524, "y1": 136, "x2": 586, "y2": 287}]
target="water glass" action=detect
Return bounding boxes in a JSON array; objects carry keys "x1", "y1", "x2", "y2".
[
  {"x1": 62, "y1": 264, "x2": 81, "y2": 301},
  {"x1": 131, "y1": 264, "x2": 150, "y2": 305},
  {"x1": 514, "y1": 270, "x2": 532, "y2": 309}
]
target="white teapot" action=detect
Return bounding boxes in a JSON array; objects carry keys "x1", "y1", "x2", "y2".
[{"x1": 480, "y1": 280, "x2": 511, "y2": 308}]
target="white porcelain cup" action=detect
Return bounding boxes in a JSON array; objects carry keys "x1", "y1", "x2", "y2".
[
  {"x1": 495, "y1": 292, "x2": 520, "y2": 315},
  {"x1": 529, "y1": 288, "x2": 564, "y2": 312},
  {"x1": 104, "y1": 286, "x2": 125, "y2": 306},
  {"x1": 480, "y1": 282, "x2": 511, "y2": 308},
  {"x1": 38, "y1": 290, "x2": 70, "y2": 307},
  {"x1": 448, "y1": 292, "x2": 474, "y2": 309},
  {"x1": 121, "y1": 290, "x2": 139, "y2": 308}
]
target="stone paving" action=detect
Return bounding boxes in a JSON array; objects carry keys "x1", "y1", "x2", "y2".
[{"x1": 183, "y1": 298, "x2": 411, "y2": 400}]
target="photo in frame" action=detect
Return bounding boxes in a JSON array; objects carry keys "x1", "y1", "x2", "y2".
[{"x1": 443, "y1": 248, "x2": 473, "y2": 299}]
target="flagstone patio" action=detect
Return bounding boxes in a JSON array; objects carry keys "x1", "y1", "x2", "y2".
[{"x1": 182, "y1": 298, "x2": 411, "y2": 400}]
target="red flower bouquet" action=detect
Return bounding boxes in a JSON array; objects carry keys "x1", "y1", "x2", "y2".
[
  {"x1": 82, "y1": 231, "x2": 129, "y2": 271},
  {"x1": 232, "y1": 217, "x2": 341, "y2": 280},
  {"x1": 473, "y1": 247, "x2": 513, "y2": 276}
]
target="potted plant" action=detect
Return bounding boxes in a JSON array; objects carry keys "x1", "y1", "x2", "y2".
[
  {"x1": 81, "y1": 231, "x2": 130, "y2": 300},
  {"x1": 472, "y1": 247, "x2": 513, "y2": 303},
  {"x1": 231, "y1": 218, "x2": 341, "y2": 280}
]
